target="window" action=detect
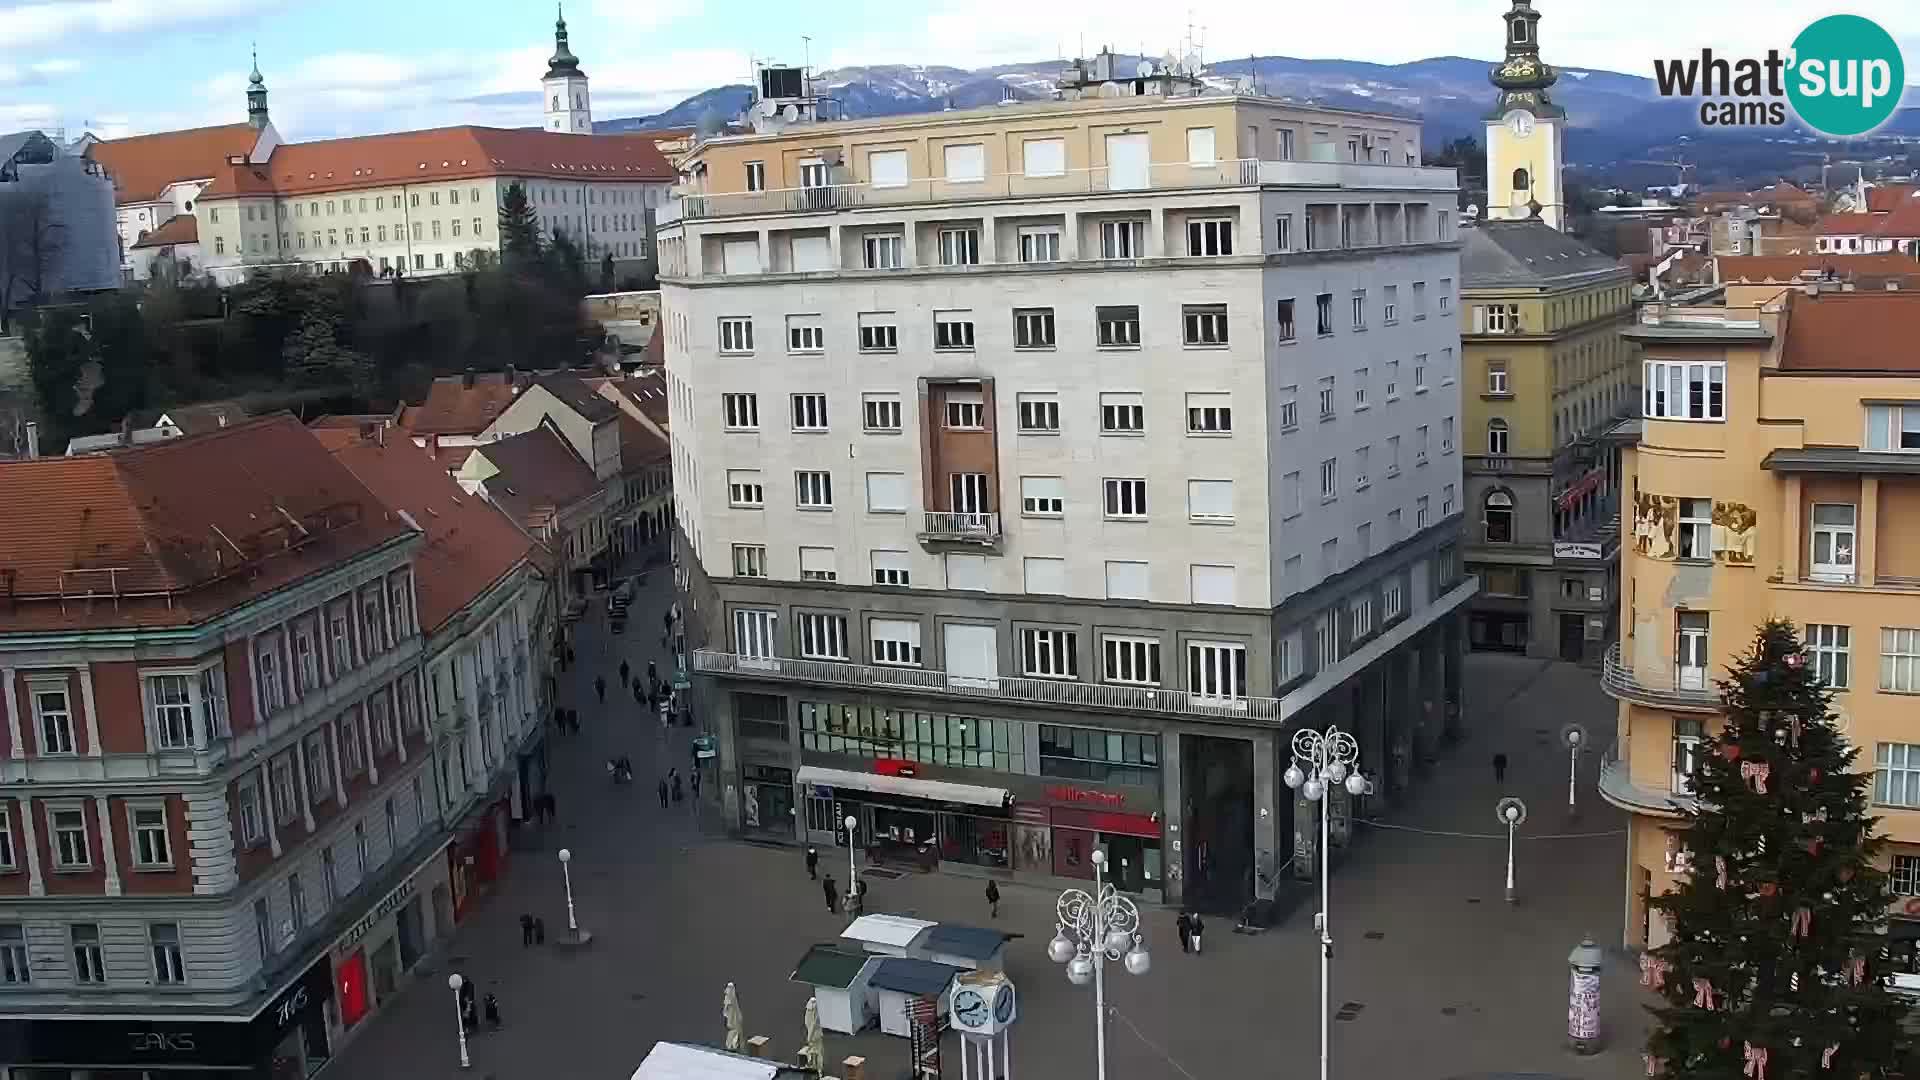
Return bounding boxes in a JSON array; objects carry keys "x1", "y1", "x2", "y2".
[
  {"x1": 787, "y1": 316, "x2": 825, "y2": 353},
  {"x1": 1105, "y1": 561, "x2": 1149, "y2": 600},
  {"x1": 722, "y1": 392, "x2": 759, "y2": 430},
  {"x1": 870, "y1": 619, "x2": 924, "y2": 666},
  {"x1": 1018, "y1": 227, "x2": 1061, "y2": 263},
  {"x1": 237, "y1": 775, "x2": 265, "y2": 847},
  {"x1": 1014, "y1": 308, "x2": 1055, "y2": 349},
  {"x1": 1277, "y1": 298, "x2": 1296, "y2": 342},
  {"x1": 1275, "y1": 214, "x2": 1293, "y2": 252},
  {"x1": 935, "y1": 311, "x2": 975, "y2": 350},
  {"x1": 1187, "y1": 393, "x2": 1231, "y2": 434},
  {"x1": 1386, "y1": 435, "x2": 1402, "y2": 476},
  {"x1": 1484, "y1": 491, "x2": 1515, "y2": 544},
  {"x1": 1441, "y1": 417, "x2": 1454, "y2": 454},
  {"x1": 1021, "y1": 476, "x2": 1064, "y2": 516},
  {"x1": 71, "y1": 924, "x2": 105, "y2": 984},
  {"x1": 734, "y1": 609, "x2": 778, "y2": 660},
  {"x1": 1021, "y1": 138, "x2": 1066, "y2": 178},
  {"x1": 944, "y1": 391, "x2": 985, "y2": 429},
  {"x1": 1486, "y1": 419, "x2": 1511, "y2": 456},
  {"x1": 1865, "y1": 404, "x2": 1920, "y2": 450},
  {"x1": 943, "y1": 143, "x2": 985, "y2": 183},
  {"x1": 151, "y1": 923, "x2": 185, "y2": 984},
  {"x1": 798, "y1": 613, "x2": 850, "y2": 659},
  {"x1": 1412, "y1": 281, "x2": 1427, "y2": 318},
  {"x1": 1884, "y1": 629, "x2": 1920, "y2": 693},
  {"x1": 1103, "y1": 637, "x2": 1161, "y2": 686},
  {"x1": 270, "y1": 756, "x2": 298, "y2": 824},
  {"x1": 1100, "y1": 393, "x2": 1144, "y2": 434},
  {"x1": 1443, "y1": 484, "x2": 1456, "y2": 516},
  {"x1": 1182, "y1": 304, "x2": 1229, "y2": 346},
  {"x1": 1187, "y1": 219, "x2": 1234, "y2": 256},
  {"x1": 1188, "y1": 641, "x2": 1248, "y2": 702},
  {"x1": 1382, "y1": 285, "x2": 1397, "y2": 324},
  {"x1": 1319, "y1": 457, "x2": 1338, "y2": 500},
  {"x1": 1677, "y1": 498, "x2": 1713, "y2": 560},
  {"x1": 1186, "y1": 126, "x2": 1217, "y2": 165},
  {"x1": 1644, "y1": 360, "x2": 1726, "y2": 421},
  {"x1": 1488, "y1": 362, "x2": 1510, "y2": 395},
  {"x1": 1187, "y1": 480, "x2": 1234, "y2": 523},
  {"x1": 1354, "y1": 446, "x2": 1370, "y2": 489},
  {"x1": 131, "y1": 804, "x2": 171, "y2": 868},
  {"x1": 1415, "y1": 356, "x2": 1429, "y2": 392},
  {"x1": 868, "y1": 149, "x2": 909, "y2": 189},
  {"x1": 795, "y1": 471, "x2": 833, "y2": 509},
  {"x1": 791, "y1": 393, "x2": 829, "y2": 431},
  {"x1": 1282, "y1": 472, "x2": 1302, "y2": 517},
  {"x1": 871, "y1": 550, "x2": 911, "y2": 587},
  {"x1": 718, "y1": 317, "x2": 754, "y2": 353},
  {"x1": 1416, "y1": 424, "x2": 1430, "y2": 463},
  {"x1": 862, "y1": 234, "x2": 904, "y2": 269},
  {"x1": 938, "y1": 227, "x2": 980, "y2": 266},
  {"x1": 731, "y1": 545, "x2": 768, "y2": 578},
  {"x1": 1021, "y1": 628, "x2": 1080, "y2": 680},
  {"x1": 1351, "y1": 290, "x2": 1367, "y2": 330},
  {"x1": 726, "y1": 469, "x2": 764, "y2": 507},
  {"x1": 1810, "y1": 503, "x2": 1857, "y2": 582},
  {"x1": 1384, "y1": 578, "x2": 1405, "y2": 620},
  {"x1": 1103, "y1": 478, "x2": 1148, "y2": 519},
  {"x1": 1808, "y1": 624, "x2": 1852, "y2": 690},
  {"x1": 745, "y1": 161, "x2": 766, "y2": 191},
  {"x1": 0, "y1": 810, "x2": 11, "y2": 870},
  {"x1": 1316, "y1": 293, "x2": 1334, "y2": 335},
  {"x1": 0, "y1": 925, "x2": 28, "y2": 984},
  {"x1": 863, "y1": 394, "x2": 902, "y2": 432},
  {"x1": 1351, "y1": 593, "x2": 1375, "y2": 639},
  {"x1": 865, "y1": 472, "x2": 908, "y2": 513},
  {"x1": 1877, "y1": 742, "x2": 1920, "y2": 807},
  {"x1": 1024, "y1": 557, "x2": 1067, "y2": 595},
  {"x1": 304, "y1": 732, "x2": 331, "y2": 803},
  {"x1": 857, "y1": 313, "x2": 898, "y2": 352},
  {"x1": 1097, "y1": 306, "x2": 1141, "y2": 347},
  {"x1": 1438, "y1": 280, "x2": 1452, "y2": 313},
  {"x1": 52, "y1": 807, "x2": 89, "y2": 868},
  {"x1": 1037, "y1": 725, "x2": 1159, "y2": 785},
  {"x1": 948, "y1": 473, "x2": 991, "y2": 516},
  {"x1": 1354, "y1": 368, "x2": 1370, "y2": 409},
  {"x1": 33, "y1": 687, "x2": 73, "y2": 754},
  {"x1": 1318, "y1": 377, "x2": 1336, "y2": 419},
  {"x1": 1479, "y1": 304, "x2": 1516, "y2": 333},
  {"x1": 1417, "y1": 495, "x2": 1430, "y2": 529},
  {"x1": 1895, "y1": 854, "x2": 1920, "y2": 897},
  {"x1": 1190, "y1": 564, "x2": 1235, "y2": 605},
  {"x1": 1017, "y1": 394, "x2": 1060, "y2": 433},
  {"x1": 1100, "y1": 219, "x2": 1145, "y2": 259},
  {"x1": 1676, "y1": 613, "x2": 1711, "y2": 692},
  {"x1": 1280, "y1": 388, "x2": 1299, "y2": 431}
]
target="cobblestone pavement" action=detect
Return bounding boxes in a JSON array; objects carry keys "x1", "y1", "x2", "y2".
[{"x1": 328, "y1": 581, "x2": 1649, "y2": 1080}]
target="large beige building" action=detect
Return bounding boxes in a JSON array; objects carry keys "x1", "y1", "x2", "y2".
[
  {"x1": 1601, "y1": 290, "x2": 1920, "y2": 968},
  {"x1": 664, "y1": 61, "x2": 1474, "y2": 914}
]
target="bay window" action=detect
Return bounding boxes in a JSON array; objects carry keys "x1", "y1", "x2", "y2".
[{"x1": 1644, "y1": 360, "x2": 1725, "y2": 421}]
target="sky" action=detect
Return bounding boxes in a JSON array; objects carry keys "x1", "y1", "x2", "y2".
[{"x1": 2, "y1": 0, "x2": 1917, "y2": 142}]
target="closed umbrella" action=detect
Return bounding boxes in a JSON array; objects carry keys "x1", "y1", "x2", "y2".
[{"x1": 722, "y1": 982, "x2": 745, "y2": 1053}]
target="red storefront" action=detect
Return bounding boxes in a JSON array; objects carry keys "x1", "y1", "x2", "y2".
[
  {"x1": 447, "y1": 797, "x2": 511, "y2": 923},
  {"x1": 1035, "y1": 784, "x2": 1163, "y2": 898}
]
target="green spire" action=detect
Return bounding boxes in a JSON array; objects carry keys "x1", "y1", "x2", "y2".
[{"x1": 1487, "y1": 0, "x2": 1563, "y2": 119}]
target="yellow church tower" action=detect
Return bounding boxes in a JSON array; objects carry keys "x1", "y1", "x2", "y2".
[{"x1": 1484, "y1": 0, "x2": 1565, "y2": 231}]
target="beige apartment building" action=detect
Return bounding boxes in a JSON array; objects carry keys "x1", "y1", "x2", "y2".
[{"x1": 1600, "y1": 290, "x2": 1920, "y2": 967}]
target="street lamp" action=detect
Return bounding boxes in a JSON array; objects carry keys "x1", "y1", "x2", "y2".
[
  {"x1": 1561, "y1": 723, "x2": 1588, "y2": 814},
  {"x1": 1283, "y1": 725, "x2": 1369, "y2": 1080},
  {"x1": 1496, "y1": 797, "x2": 1529, "y2": 904},
  {"x1": 558, "y1": 848, "x2": 578, "y2": 933},
  {"x1": 447, "y1": 973, "x2": 471, "y2": 1070},
  {"x1": 1048, "y1": 848, "x2": 1151, "y2": 1080},
  {"x1": 844, "y1": 815, "x2": 859, "y2": 916}
]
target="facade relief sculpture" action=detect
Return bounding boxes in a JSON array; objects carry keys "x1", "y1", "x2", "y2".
[
  {"x1": 1633, "y1": 492, "x2": 1678, "y2": 559},
  {"x1": 1711, "y1": 501, "x2": 1757, "y2": 565}
]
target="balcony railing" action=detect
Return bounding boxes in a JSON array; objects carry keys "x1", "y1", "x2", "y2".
[
  {"x1": 919, "y1": 511, "x2": 1001, "y2": 545},
  {"x1": 669, "y1": 158, "x2": 1458, "y2": 221},
  {"x1": 1597, "y1": 735, "x2": 1699, "y2": 818},
  {"x1": 1600, "y1": 642, "x2": 1720, "y2": 711},
  {"x1": 694, "y1": 649, "x2": 1286, "y2": 723}
]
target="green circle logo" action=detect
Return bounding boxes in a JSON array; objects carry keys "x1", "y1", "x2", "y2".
[{"x1": 1787, "y1": 15, "x2": 1906, "y2": 137}]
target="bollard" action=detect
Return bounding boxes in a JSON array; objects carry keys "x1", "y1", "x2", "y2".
[
  {"x1": 1567, "y1": 937, "x2": 1604, "y2": 1055},
  {"x1": 843, "y1": 1055, "x2": 866, "y2": 1080},
  {"x1": 747, "y1": 1035, "x2": 771, "y2": 1059}
]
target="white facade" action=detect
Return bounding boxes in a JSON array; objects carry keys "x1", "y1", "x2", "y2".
[{"x1": 546, "y1": 74, "x2": 592, "y2": 134}]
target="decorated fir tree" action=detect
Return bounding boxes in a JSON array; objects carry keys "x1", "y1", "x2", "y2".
[{"x1": 1644, "y1": 619, "x2": 1909, "y2": 1078}]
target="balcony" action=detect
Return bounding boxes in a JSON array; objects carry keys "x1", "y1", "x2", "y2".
[
  {"x1": 693, "y1": 649, "x2": 1284, "y2": 724},
  {"x1": 918, "y1": 511, "x2": 1002, "y2": 551},
  {"x1": 1597, "y1": 736, "x2": 1698, "y2": 818},
  {"x1": 1600, "y1": 642, "x2": 1720, "y2": 712}
]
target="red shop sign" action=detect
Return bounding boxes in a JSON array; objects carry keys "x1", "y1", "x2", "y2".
[
  {"x1": 873, "y1": 759, "x2": 919, "y2": 778},
  {"x1": 1045, "y1": 785, "x2": 1126, "y2": 809}
]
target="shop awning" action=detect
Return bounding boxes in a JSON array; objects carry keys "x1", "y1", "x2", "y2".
[{"x1": 796, "y1": 765, "x2": 1011, "y2": 809}]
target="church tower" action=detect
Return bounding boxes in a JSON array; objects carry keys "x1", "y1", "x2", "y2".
[
  {"x1": 247, "y1": 49, "x2": 271, "y2": 131},
  {"x1": 542, "y1": 4, "x2": 592, "y2": 134},
  {"x1": 1485, "y1": 1, "x2": 1565, "y2": 230}
]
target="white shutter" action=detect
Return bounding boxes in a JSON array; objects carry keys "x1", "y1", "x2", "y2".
[
  {"x1": 1190, "y1": 564, "x2": 1236, "y2": 605},
  {"x1": 1022, "y1": 138, "x2": 1066, "y2": 178},
  {"x1": 799, "y1": 546, "x2": 836, "y2": 578},
  {"x1": 1187, "y1": 480, "x2": 1234, "y2": 521},
  {"x1": 1104, "y1": 133, "x2": 1149, "y2": 191},
  {"x1": 1104, "y1": 560, "x2": 1149, "y2": 600},
  {"x1": 1472, "y1": 306, "x2": 1486, "y2": 333},
  {"x1": 873, "y1": 619, "x2": 921, "y2": 647},
  {"x1": 869, "y1": 150, "x2": 910, "y2": 189},
  {"x1": 946, "y1": 554, "x2": 989, "y2": 591},
  {"x1": 943, "y1": 624, "x2": 998, "y2": 682},
  {"x1": 943, "y1": 143, "x2": 985, "y2": 183},
  {"x1": 791, "y1": 234, "x2": 831, "y2": 272},
  {"x1": 1186, "y1": 127, "x2": 1217, "y2": 165},
  {"x1": 865, "y1": 472, "x2": 908, "y2": 513},
  {"x1": 1023, "y1": 557, "x2": 1067, "y2": 595},
  {"x1": 722, "y1": 239, "x2": 762, "y2": 275}
]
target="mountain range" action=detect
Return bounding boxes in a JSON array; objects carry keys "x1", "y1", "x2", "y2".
[{"x1": 595, "y1": 53, "x2": 1920, "y2": 179}]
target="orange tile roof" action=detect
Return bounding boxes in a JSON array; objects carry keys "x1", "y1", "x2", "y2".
[
  {"x1": 617, "y1": 413, "x2": 669, "y2": 470},
  {"x1": 130, "y1": 213, "x2": 198, "y2": 249},
  {"x1": 1779, "y1": 290, "x2": 1920, "y2": 373},
  {"x1": 92, "y1": 123, "x2": 260, "y2": 205},
  {"x1": 198, "y1": 125, "x2": 676, "y2": 200},
  {"x1": 468, "y1": 423, "x2": 599, "y2": 530},
  {"x1": 327, "y1": 433, "x2": 543, "y2": 634},
  {"x1": 403, "y1": 373, "x2": 521, "y2": 437},
  {"x1": 1717, "y1": 253, "x2": 1920, "y2": 282},
  {"x1": 0, "y1": 414, "x2": 414, "y2": 632},
  {"x1": 1868, "y1": 185, "x2": 1920, "y2": 213},
  {"x1": 1817, "y1": 213, "x2": 1875, "y2": 236}
]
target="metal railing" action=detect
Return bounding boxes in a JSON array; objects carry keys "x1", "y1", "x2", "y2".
[
  {"x1": 919, "y1": 511, "x2": 1001, "y2": 543},
  {"x1": 694, "y1": 649, "x2": 1286, "y2": 723},
  {"x1": 1600, "y1": 642, "x2": 1720, "y2": 711}
]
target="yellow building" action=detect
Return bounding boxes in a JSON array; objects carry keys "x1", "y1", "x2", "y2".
[
  {"x1": 1484, "y1": 0, "x2": 1566, "y2": 231},
  {"x1": 1602, "y1": 290, "x2": 1920, "y2": 961},
  {"x1": 1459, "y1": 221, "x2": 1636, "y2": 659}
]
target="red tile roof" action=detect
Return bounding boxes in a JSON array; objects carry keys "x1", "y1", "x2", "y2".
[
  {"x1": 327, "y1": 433, "x2": 543, "y2": 634},
  {"x1": 1779, "y1": 290, "x2": 1920, "y2": 372},
  {"x1": 466, "y1": 423, "x2": 599, "y2": 530},
  {"x1": 1868, "y1": 185, "x2": 1920, "y2": 213},
  {"x1": 92, "y1": 123, "x2": 261, "y2": 205},
  {"x1": 130, "y1": 213, "x2": 198, "y2": 249},
  {"x1": 403, "y1": 373, "x2": 522, "y2": 437},
  {"x1": 1817, "y1": 213, "x2": 1875, "y2": 236},
  {"x1": 198, "y1": 125, "x2": 676, "y2": 200},
  {"x1": 1717, "y1": 254, "x2": 1920, "y2": 282},
  {"x1": 617, "y1": 414, "x2": 669, "y2": 470},
  {"x1": 0, "y1": 414, "x2": 414, "y2": 632}
]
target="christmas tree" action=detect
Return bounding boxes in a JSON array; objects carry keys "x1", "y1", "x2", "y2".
[{"x1": 1644, "y1": 619, "x2": 1910, "y2": 1078}]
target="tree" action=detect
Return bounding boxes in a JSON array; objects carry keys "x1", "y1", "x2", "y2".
[
  {"x1": 0, "y1": 189, "x2": 63, "y2": 335},
  {"x1": 1644, "y1": 618, "x2": 1910, "y2": 1080},
  {"x1": 281, "y1": 294, "x2": 371, "y2": 396},
  {"x1": 498, "y1": 181, "x2": 542, "y2": 268}
]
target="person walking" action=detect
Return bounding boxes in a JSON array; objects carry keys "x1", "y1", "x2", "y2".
[
  {"x1": 520, "y1": 913, "x2": 535, "y2": 947},
  {"x1": 1176, "y1": 912, "x2": 1192, "y2": 953},
  {"x1": 671, "y1": 771, "x2": 684, "y2": 804},
  {"x1": 1492, "y1": 752, "x2": 1509, "y2": 785},
  {"x1": 483, "y1": 991, "x2": 502, "y2": 1030},
  {"x1": 658, "y1": 778, "x2": 670, "y2": 809},
  {"x1": 1188, "y1": 912, "x2": 1205, "y2": 954},
  {"x1": 985, "y1": 879, "x2": 1000, "y2": 920},
  {"x1": 620, "y1": 659, "x2": 631, "y2": 687},
  {"x1": 805, "y1": 848, "x2": 819, "y2": 880},
  {"x1": 533, "y1": 917, "x2": 546, "y2": 945},
  {"x1": 633, "y1": 681, "x2": 644, "y2": 706},
  {"x1": 647, "y1": 659, "x2": 658, "y2": 687},
  {"x1": 595, "y1": 675, "x2": 607, "y2": 705},
  {"x1": 691, "y1": 770, "x2": 702, "y2": 799},
  {"x1": 822, "y1": 874, "x2": 839, "y2": 913}
]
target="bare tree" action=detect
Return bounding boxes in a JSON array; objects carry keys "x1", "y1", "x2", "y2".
[{"x1": 0, "y1": 189, "x2": 64, "y2": 336}]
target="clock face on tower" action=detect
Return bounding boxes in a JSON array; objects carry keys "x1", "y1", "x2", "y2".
[
  {"x1": 1504, "y1": 110, "x2": 1535, "y2": 139},
  {"x1": 953, "y1": 989, "x2": 988, "y2": 1030},
  {"x1": 994, "y1": 983, "x2": 1017, "y2": 1024}
]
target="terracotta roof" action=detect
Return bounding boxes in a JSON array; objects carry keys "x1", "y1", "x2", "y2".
[
  {"x1": 0, "y1": 414, "x2": 413, "y2": 632},
  {"x1": 468, "y1": 423, "x2": 599, "y2": 529},
  {"x1": 587, "y1": 370, "x2": 669, "y2": 430},
  {"x1": 1868, "y1": 185, "x2": 1920, "y2": 213},
  {"x1": 309, "y1": 413, "x2": 397, "y2": 432},
  {"x1": 130, "y1": 213, "x2": 198, "y2": 249},
  {"x1": 197, "y1": 125, "x2": 676, "y2": 200},
  {"x1": 1873, "y1": 201, "x2": 1920, "y2": 239},
  {"x1": 92, "y1": 123, "x2": 260, "y2": 205},
  {"x1": 403, "y1": 373, "x2": 521, "y2": 437},
  {"x1": 1779, "y1": 290, "x2": 1920, "y2": 372},
  {"x1": 1817, "y1": 213, "x2": 1875, "y2": 236},
  {"x1": 131, "y1": 400, "x2": 249, "y2": 435},
  {"x1": 1717, "y1": 254, "x2": 1920, "y2": 282},
  {"x1": 532, "y1": 374, "x2": 620, "y2": 425},
  {"x1": 617, "y1": 413, "x2": 669, "y2": 470},
  {"x1": 639, "y1": 332, "x2": 663, "y2": 367},
  {"x1": 327, "y1": 433, "x2": 543, "y2": 634}
]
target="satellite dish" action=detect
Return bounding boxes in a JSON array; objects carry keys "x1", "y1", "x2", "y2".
[
  {"x1": 1097, "y1": 81, "x2": 1120, "y2": 98},
  {"x1": 782, "y1": 103, "x2": 799, "y2": 121},
  {"x1": 1136, "y1": 59, "x2": 1154, "y2": 79},
  {"x1": 1162, "y1": 52, "x2": 1179, "y2": 74},
  {"x1": 756, "y1": 99, "x2": 777, "y2": 117},
  {"x1": 1183, "y1": 51, "x2": 1201, "y2": 73}
]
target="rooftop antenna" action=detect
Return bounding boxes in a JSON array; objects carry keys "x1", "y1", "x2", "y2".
[{"x1": 802, "y1": 35, "x2": 811, "y2": 74}]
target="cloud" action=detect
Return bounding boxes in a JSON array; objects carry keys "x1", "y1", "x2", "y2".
[
  {"x1": 0, "y1": 58, "x2": 81, "y2": 86},
  {"x1": 0, "y1": 0, "x2": 298, "y2": 49}
]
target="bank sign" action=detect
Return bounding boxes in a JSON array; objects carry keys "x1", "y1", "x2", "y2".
[{"x1": 1653, "y1": 15, "x2": 1906, "y2": 136}]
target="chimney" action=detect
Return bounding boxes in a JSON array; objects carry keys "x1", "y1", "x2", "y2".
[
  {"x1": 376, "y1": 423, "x2": 387, "y2": 447},
  {"x1": 23, "y1": 422, "x2": 38, "y2": 460},
  {"x1": 462, "y1": 367, "x2": 476, "y2": 390},
  {"x1": 428, "y1": 433, "x2": 440, "y2": 460}
]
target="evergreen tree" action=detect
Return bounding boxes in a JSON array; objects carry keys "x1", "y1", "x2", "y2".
[
  {"x1": 498, "y1": 181, "x2": 542, "y2": 267},
  {"x1": 1645, "y1": 618, "x2": 1910, "y2": 1079}
]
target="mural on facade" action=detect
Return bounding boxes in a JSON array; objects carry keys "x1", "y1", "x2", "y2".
[
  {"x1": 1633, "y1": 493, "x2": 1679, "y2": 559},
  {"x1": 1711, "y1": 501, "x2": 1757, "y2": 565}
]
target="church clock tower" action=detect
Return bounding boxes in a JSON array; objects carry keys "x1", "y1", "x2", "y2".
[
  {"x1": 542, "y1": 4, "x2": 592, "y2": 134},
  {"x1": 1485, "y1": 1, "x2": 1565, "y2": 230}
]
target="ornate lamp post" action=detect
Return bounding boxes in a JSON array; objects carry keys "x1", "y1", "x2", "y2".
[
  {"x1": 1497, "y1": 797, "x2": 1529, "y2": 904},
  {"x1": 1048, "y1": 848, "x2": 1151, "y2": 1080},
  {"x1": 1283, "y1": 725, "x2": 1369, "y2": 1080},
  {"x1": 844, "y1": 814, "x2": 860, "y2": 916},
  {"x1": 1561, "y1": 723, "x2": 1588, "y2": 814},
  {"x1": 447, "y1": 972, "x2": 471, "y2": 1070}
]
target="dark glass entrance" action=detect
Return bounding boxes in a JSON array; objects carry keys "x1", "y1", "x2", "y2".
[{"x1": 1181, "y1": 734, "x2": 1253, "y2": 914}]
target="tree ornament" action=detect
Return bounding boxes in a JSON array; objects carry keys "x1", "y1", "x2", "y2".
[
  {"x1": 1822, "y1": 1044, "x2": 1839, "y2": 1069},
  {"x1": 1723, "y1": 742, "x2": 1743, "y2": 762},
  {"x1": 1692, "y1": 977, "x2": 1718, "y2": 1009},
  {"x1": 1758, "y1": 881, "x2": 1778, "y2": 898},
  {"x1": 1639, "y1": 952, "x2": 1670, "y2": 989},
  {"x1": 1645, "y1": 1054, "x2": 1665, "y2": 1077},
  {"x1": 1740, "y1": 760, "x2": 1772, "y2": 793},
  {"x1": 1716, "y1": 856, "x2": 1729, "y2": 889},
  {"x1": 1792, "y1": 907, "x2": 1813, "y2": 938},
  {"x1": 1810, "y1": 766, "x2": 1822, "y2": 783},
  {"x1": 1808, "y1": 837, "x2": 1824, "y2": 856},
  {"x1": 1786, "y1": 651, "x2": 1805, "y2": 668},
  {"x1": 1790, "y1": 970, "x2": 1801, "y2": 991},
  {"x1": 1848, "y1": 955, "x2": 1867, "y2": 986},
  {"x1": 1743, "y1": 1042, "x2": 1769, "y2": 1079}
]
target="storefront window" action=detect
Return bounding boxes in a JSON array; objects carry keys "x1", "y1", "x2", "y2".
[
  {"x1": 1037, "y1": 725, "x2": 1160, "y2": 786},
  {"x1": 735, "y1": 693, "x2": 788, "y2": 742},
  {"x1": 800, "y1": 702, "x2": 1025, "y2": 772},
  {"x1": 940, "y1": 814, "x2": 1010, "y2": 869}
]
